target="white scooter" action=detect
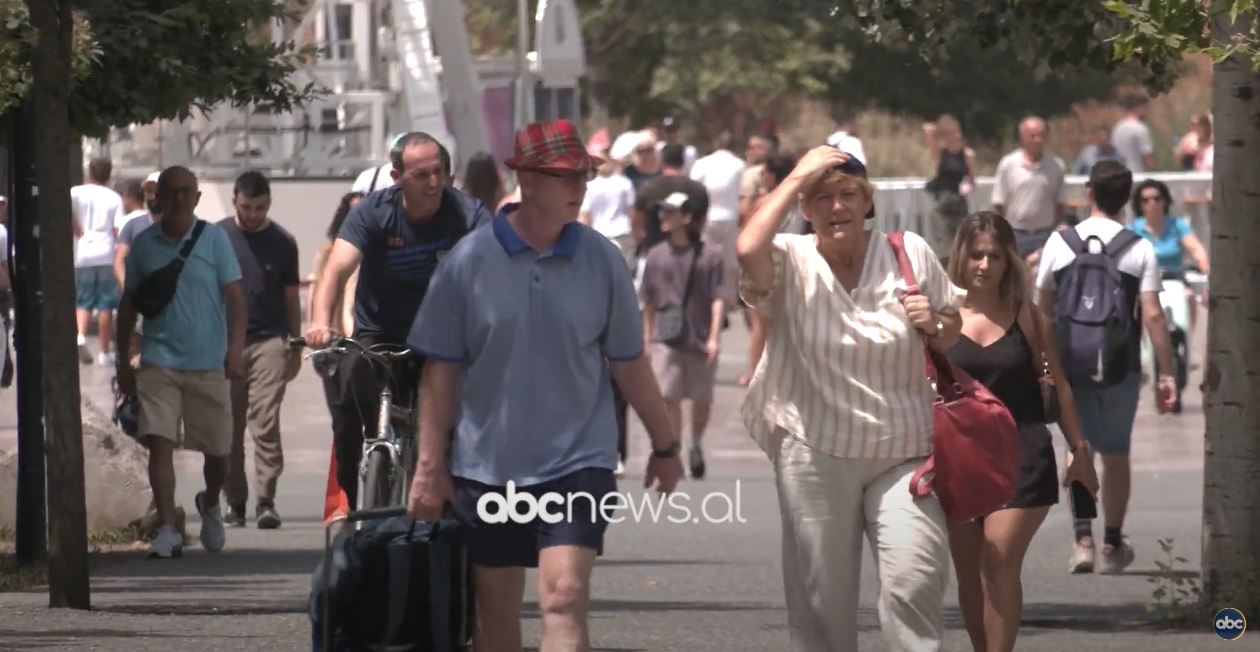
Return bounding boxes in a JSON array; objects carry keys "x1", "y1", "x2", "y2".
[{"x1": 1142, "y1": 268, "x2": 1206, "y2": 413}]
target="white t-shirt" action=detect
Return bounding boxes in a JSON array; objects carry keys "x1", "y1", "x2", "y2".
[
  {"x1": 1035, "y1": 216, "x2": 1161, "y2": 295},
  {"x1": 71, "y1": 183, "x2": 122, "y2": 268},
  {"x1": 1111, "y1": 118, "x2": 1154, "y2": 173},
  {"x1": 580, "y1": 173, "x2": 635, "y2": 240},
  {"x1": 689, "y1": 149, "x2": 746, "y2": 224},
  {"x1": 0, "y1": 223, "x2": 8, "y2": 263},
  {"x1": 826, "y1": 131, "x2": 867, "y2": 165},
  {"x1": 352, "y1": 164, "x2": 395, "y2": 194}
]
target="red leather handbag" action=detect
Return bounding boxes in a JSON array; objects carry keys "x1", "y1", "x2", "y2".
[{"x1": 887, "y1": 232, "x2": 1020, "y2": 523}]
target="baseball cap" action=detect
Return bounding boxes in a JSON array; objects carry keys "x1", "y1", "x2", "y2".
[
  {"x1": 145, "y1": 171, "x2": 162, "y2": 184},
  {"x1": 658, "y1": 191, "x2": 690, "y2": 211},
  {"x1": 661, "y1": 116, "x2": 680, "y2": 130}
]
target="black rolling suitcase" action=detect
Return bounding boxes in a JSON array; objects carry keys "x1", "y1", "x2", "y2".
[{"x1": 310, "y1": 507, "x2": 475, "y2": 651}]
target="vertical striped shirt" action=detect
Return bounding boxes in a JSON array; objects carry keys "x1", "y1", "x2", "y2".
[{"x1": 740, "y1": 230, "x2": 966, "y2": 459}]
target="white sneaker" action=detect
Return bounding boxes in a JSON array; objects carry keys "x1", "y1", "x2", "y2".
[
  {"x1": 76, "y1": 335, "x2": 92, "y2": 365},
  {"x1": 1069, "y1": 536, "x2": 1096, "y2": 574},
  {"x1": 614, "y1": 460, "x2": 626, "y2": 479},
  {"x1": 195, "y1": 491, "x2": 226, "y2": 553},
  {"x1": 149, "y1": 526, "x2": 183, "y2": 559},
  {"x1": 96, "y1": 351, "x2": 115, "y2": 367},
  {"x1": 1098, "y1": 540, "x2": 1136, "y2": 575}
]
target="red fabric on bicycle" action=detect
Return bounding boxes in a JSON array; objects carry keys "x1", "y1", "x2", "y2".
[{"x1": 887, "y1": 232, "x2": 1020, "y2": 522}]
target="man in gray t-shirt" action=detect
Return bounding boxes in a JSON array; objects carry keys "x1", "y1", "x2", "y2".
[{"x1": 1111, "y1": 95, "x2": 1155, "y2": 173}]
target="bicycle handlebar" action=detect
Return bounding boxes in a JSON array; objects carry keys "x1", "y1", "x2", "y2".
[{"x1": 287, "y1": 335, "x2": 414, "y2": 361}]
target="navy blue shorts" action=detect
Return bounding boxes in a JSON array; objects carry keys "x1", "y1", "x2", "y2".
[{"x1": 451, "y1": 467, "x2": 617, "y2": 568}]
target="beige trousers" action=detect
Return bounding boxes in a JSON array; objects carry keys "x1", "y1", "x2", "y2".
[
  {"x1": 772, "y1": 430, "x2": 949, "y2": 652},
  {"x1": 226, "y1": 337, "x2": 290, "y2": 509}
]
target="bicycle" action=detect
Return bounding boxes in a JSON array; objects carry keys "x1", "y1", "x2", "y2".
[{"x1": 289, "y1": 335, "x2": 418, "y2": 515}]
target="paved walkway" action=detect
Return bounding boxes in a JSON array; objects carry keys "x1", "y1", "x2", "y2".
[{"x1": 0, "y1": 317, "x2": 1223, "y2": 650}]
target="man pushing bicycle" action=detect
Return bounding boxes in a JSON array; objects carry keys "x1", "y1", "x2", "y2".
[{"x1": 306, "y1": 132, "x2": 490, "y2": 508}]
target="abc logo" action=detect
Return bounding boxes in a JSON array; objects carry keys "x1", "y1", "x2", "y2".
[{"x1": 1213, "y1": 608, "x2": 1247, "y2": 640}]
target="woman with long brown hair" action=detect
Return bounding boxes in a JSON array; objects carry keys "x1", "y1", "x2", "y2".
[{"x1": 943, "y1": 211, "x2": 1100, "y2": 652}]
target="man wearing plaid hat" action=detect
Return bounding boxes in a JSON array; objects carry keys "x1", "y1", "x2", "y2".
[{"x1": 407, "y1": 119, "x2": 683, "y2": 650}]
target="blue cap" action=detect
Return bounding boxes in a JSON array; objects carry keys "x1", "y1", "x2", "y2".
[{"x1": 830, "y1": 147, "x2": 868, "y2": 179}]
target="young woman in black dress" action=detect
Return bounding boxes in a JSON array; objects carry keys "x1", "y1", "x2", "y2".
[{"x1": 944, "y1": 211, "x2": 1100, "y2": 652}]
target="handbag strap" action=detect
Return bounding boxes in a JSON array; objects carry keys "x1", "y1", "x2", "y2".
[
  {"x1": 679, "y1": 241, "x2": 702, "y2": 307},
  {"x1": 1018, "y1": 300, "x2": 1052, "y2": 380},
  {"x1": 885, "y1": 232, "x2": 958, "y2": 392}
]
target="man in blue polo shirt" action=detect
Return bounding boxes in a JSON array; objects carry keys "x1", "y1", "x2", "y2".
[
  {"x1": 306, "y1": 132, "x2": 489, "y2": 507},
  {"x1": 406, "y1": 120, "x2": 683, "y2": 650},
  {"x1": 116, "y1": 166, "x2": 247, "y2": 559}
]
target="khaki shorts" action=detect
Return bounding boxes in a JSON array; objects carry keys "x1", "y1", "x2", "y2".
[
  {"x1": 137, "y1": 363, "x2": 232, "y2": 457},
  {"x1": 651, "y1": 344, "x2": 717, "y2": 402}
]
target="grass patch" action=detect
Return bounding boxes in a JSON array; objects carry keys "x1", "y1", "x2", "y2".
[{"x1": 0, "y1": 554, "x2": 48, "y2": 592}]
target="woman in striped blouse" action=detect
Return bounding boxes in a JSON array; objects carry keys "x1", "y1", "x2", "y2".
[{"x1": 736, "y1": 145, "x2": 966, "y2": 652}]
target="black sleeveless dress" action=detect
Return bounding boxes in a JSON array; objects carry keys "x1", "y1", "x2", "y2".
[{"x1": 946, "y1": 319, "x2": 1060, "y2": 508}]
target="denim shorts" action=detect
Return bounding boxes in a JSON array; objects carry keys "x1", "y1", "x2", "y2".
[
  {"x1": 450, "y1": 467, "x2": 617, "y2": 568},
  {"x1": 1072, "y1": 373, "x2": 1142, "y2": 455},
  {"x1": 75, "y1": 265, "x2": 119, "y2": 310}
]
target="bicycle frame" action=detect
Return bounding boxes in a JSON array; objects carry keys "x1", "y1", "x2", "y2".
[{"x1": 292, "y1": 335, "x2": 419, "y2": 514}]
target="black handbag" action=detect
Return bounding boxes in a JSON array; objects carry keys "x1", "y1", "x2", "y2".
[
  {"x1": 133, "y1": 220, "x2": 206, "y2": 320},
  {"x1": 653, "y1": 243, "x2": 700, "y2": 347}
]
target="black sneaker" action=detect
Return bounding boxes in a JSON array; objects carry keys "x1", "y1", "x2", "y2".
[
  {"x1": 689, "y1": 444, "x2": 706, "y2": 480},
  {"x1": 224, "y1": 504, "x2": 247, "y2": 528},
  {"x1": 256, "y1": 506, "x2": 282, "y2": 530}
]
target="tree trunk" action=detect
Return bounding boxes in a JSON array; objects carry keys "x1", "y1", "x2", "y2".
[
  {"x1": 29, "y1": 0, "x2": 91, "y2": 609},
  {"x1": 1202, "y1": 3, "x2": 1260, "y2": 615}
]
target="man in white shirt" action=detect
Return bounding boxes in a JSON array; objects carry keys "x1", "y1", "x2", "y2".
[
  {"x1": 655, "y1": 116, "x2": 697, "y2": 173},
  {"x1": 690, "y1": 135, "x2": 746, "y2": 304},
  {"x1": 72, "y1": 157, "x2": 123, "y2": 367},
  {"x1": 992, "y1": 116, "x2": 1066, "y2": 262},
  {"x1": 1111, "y1": 95, "x2": 1155, "y2": 173},
  {"x1": 1035, "y1": 159, "x2": 1176, "y2": 577},
  {"x1": 826, "y1": 113, "x2": 867, "y2": 165},
  {"x1": 579, "y1": 146, "x2": 637, "y2": 269}
]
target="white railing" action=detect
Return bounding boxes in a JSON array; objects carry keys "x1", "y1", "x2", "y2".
[{"x1": 870, "y1": 172, "x2": 1214, "y2": 253}]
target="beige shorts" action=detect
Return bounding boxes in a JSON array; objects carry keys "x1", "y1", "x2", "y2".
[
  {"x1": 137, "y1": 363, "x2": 232, "y2": 457},
  {"x1": 651, "y1": 344, "x2": 717, "y2": 402},
  {"x1": 702, "y1": 220, "x2": 739, "y2": 307}
]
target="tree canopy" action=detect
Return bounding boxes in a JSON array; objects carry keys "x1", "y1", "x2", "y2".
[
  {"x1": 466, "y1": 0, "x2": 1148, "y2": 142},
  {"x1": 0, "y1": 0, "x2": 317, "y2": 138}
]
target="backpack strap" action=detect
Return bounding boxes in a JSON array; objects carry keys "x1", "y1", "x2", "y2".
[
  {"x1": 1058, "y1": 226, "x2": 1087, "y2": 255},
  {"x1": 1104, "y1": 228, "x2": 1141, "y2": 260}
]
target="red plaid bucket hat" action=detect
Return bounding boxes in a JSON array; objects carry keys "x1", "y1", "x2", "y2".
[{"x1": 505, "y1": 119, "x2": 604, "y2": 174}]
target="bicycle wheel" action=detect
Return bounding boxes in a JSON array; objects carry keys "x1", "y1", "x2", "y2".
[{"x1": 359, "y1": 448, "x2": 393, "y2": 511}]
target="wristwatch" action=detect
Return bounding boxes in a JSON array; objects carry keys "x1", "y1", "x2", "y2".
[
  {"x1": 652, "y1": 441, "x2": 681, "y2": 459},
  {"x1": 931, "y1": 318, "x2": 945, "y2": 338},
  {"x1": 1069, "y1": 441, "x2": 1092, "y2": 455}
]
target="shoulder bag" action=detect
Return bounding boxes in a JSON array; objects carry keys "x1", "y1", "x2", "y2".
[
  {"x1": 887, "y1": 232, "x2": 1021, "y2": 522},
  {"x1": 133, "y1": 220, "x2": 207, "y2": 320}
]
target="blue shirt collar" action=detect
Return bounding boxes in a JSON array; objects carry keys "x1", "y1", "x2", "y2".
[{"x1": 492, "y1": 204, "x2": 581, "y2": 258}]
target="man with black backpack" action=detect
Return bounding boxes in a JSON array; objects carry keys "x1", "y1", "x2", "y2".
[{"x1": 1034, "y1": 160, "x2": 1176, "y2": 576}]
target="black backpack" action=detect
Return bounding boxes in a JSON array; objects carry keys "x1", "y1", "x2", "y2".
[
  {"x1": 1052, "y1": 228, "x2": 1142, "y2": 388},
  {"x1": 310, "y1": 514, "x2": 474, "y2": 652}
]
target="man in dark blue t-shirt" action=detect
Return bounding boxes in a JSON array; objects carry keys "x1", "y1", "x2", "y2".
[{"x1": 307, "y1": 132, "x2": 489, "y2": 506}]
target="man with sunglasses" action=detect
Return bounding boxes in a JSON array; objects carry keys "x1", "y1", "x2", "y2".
[
  {"x1": 407, "y1": 119, "x2": 682, "y2": 651},
  {"x1": 305, "y1": 132, "x2": 490, "y2": 508}
]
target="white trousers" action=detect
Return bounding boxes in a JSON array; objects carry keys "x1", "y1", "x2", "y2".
[{"x1": 772, "y1": 431, "x2": 949, "y2": 652}]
